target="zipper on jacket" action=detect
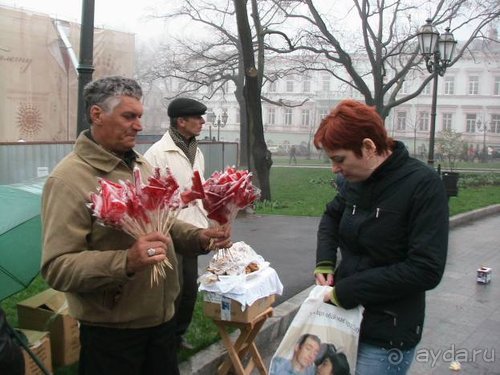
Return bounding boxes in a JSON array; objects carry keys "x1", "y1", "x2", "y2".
[
  {"x1": 383, "y1": 309, "x2": 398, "y2": 327},
  {"x1": 376, "y1": 207, "x2": 380, "y2": 218},
  {"x1": 352, "y1": 204, "x2": 357, "y2": 215}
]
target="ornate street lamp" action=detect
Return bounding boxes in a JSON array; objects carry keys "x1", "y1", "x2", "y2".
[
  {"x1": 418, "y1": 19, "x2": 457, "y2": 167},
  {"x1": 215, "y1": 109, "x2": 229, "y2": 141},
  {"x1": 206, "y1": 110, "x2": 216, "y2": 141}
]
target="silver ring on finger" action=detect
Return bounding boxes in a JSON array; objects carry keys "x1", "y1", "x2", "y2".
[{"x1": 147, "y1": 248, "x2": 156, "y2": 257}]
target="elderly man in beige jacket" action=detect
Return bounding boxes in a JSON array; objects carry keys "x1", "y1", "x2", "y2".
[{"x1": 41, "y1": 78, "x2": 230, "y2": 375}]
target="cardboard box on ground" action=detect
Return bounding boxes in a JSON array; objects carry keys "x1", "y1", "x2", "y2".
[
  {"x1": 203, "y1": 294, "x2": 275, "y2": 322},
  {"x1": 477, "y1": 266, "x2": 492, "y2": 284},
  {"x1": 17, "y1": 288, "x2": 80, "y2": 368},
  {"x1": 18, "y1": 329, "x2": 53, "y2": 375}
]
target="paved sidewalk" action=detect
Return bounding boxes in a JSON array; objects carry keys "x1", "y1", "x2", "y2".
[
  {"x1": 410, "y1": 211, "x2": 500, "y2": 374},
  {"x1": 180, "y1": 205, "x2": 500, "y2": 374}
]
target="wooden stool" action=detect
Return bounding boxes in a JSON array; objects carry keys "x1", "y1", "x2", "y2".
[{"x1": 213, "y1": 307, "x2": 273, "y2": 375}]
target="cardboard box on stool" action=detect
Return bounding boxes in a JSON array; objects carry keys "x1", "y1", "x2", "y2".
[
  {"x1": 18, "y1": 329, "x2": 53, "y2": 375},
  {"x1": 17, "y1": 288, "x2": 80, "y2": 368},
  {"x1": 203, "y1": 293, "x2": 275, "y2": 322}
]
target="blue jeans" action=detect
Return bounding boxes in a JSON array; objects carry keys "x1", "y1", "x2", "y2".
[{"x1": 355, "y1": 342, "x2": 415, "y2": 375}]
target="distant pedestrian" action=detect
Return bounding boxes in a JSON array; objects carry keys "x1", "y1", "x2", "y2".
[
  {"x1": 289, "y1": 145, "x2": 297, "y2": 165},
  {"x1": 487, "y1": 146, "x2": 493, "y2": 162},
  {"x1": 467, "y1": 145, "x2": 474, "y2": 161}
]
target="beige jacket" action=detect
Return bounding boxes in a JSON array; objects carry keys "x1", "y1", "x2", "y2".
[
  {"x1": 144, "y1": 131, "x2": 209, "y2": 229},
  {"x1": 41, "y1": 131, "x2": 203, "y2": 328}
]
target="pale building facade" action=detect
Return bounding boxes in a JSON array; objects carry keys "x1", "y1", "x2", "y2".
[
  {"x1": 144, "y1": 33, "x2": 500, "y2": 158},
  {"x1": 390, "y1": 40, "x2": 500, "y2": 158},
  {"x1": 0, "y1": 6, "x2": 135, "y2": 142}
]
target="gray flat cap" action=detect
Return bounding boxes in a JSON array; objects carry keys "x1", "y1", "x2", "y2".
[{"x1": 167, "y1": 98, "x2": 207, "y2": 118}]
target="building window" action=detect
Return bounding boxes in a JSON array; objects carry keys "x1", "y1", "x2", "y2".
[
  {"x1": 319, "y1": 108, "x2": 329, "y2": 119},
  {"x1": 269, "y1": 81, "x2": 277, "y2": 93},
  {"x1": 303, "y1": 77, "x2": 311, "y2": 93},
  {"x1": 468, "y1": 76, "x2": 479, "y2": 95},
  {"x1": 301, "y1": 109, "x2": 310, "y2": 128},
  {"x1": 284, "y1": 108, "x2": 293, "y2": 126},
  {"x1": 466, "y1": 114, "x2": 477, "y2": 133},
  {"x1": 491, "y1": 114, "x2": 500, "y2": 133},
  {"x1": 442, "y1": 113, "x2": 453, "y2": 131},
  {"x1": 422, "y1": 82, "x2": 431, "y2": 95},
  {"x1": 396, "y1": 112, "x2": 407, "y2": 131},
  {"x1": 322, "y1": 75, "x2": 331, "y2": 92},
  {"x1": 418, "y1": 112, "x2": 429, "y2": 131},
  {"x1": 267, "y1": 108, "x2": 276, "y2": 126},
  {"x1": 494, "y1": 77, "x2": 500, "y2": 96},
  {"x1": 444, "y1": 76, "x2": 454, "y2": 95},
  {"x1": 286, "y1": 78, "x2": 294, "y2": 93}
]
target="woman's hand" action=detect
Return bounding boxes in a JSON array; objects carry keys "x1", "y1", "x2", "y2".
[
  {"x1": 322, "y1": 286, "x2": 334, "y2": 303},
  {"x1": 315, "y1": 273, "x2": 334, "y2": 286}
]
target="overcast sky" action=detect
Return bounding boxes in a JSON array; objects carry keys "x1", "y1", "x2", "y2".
[
  {"x1": 0, "y1": 0, "x2": 174, "y2": 40},
  {"x1": 0, "y1": 0, "x2": 486, "y2": 44}
]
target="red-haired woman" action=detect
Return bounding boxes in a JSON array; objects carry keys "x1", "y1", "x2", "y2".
[{"x1": 314, "y1": 99, "x2": 449, "y2": 374}]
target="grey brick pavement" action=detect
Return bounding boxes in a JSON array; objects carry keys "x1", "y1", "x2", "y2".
[{"x1": 180, "y1": 205, "x2": 500, "y2": 374}]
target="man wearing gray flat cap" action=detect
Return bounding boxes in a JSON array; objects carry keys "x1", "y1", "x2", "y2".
[
  {"x1": 167, "y1": 97, "x2": 207, "y2": 118},
  {"x1": 144, "y1": 97, "x2": 209, "y2": 351}
]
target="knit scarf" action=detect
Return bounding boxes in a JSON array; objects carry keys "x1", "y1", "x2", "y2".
[{"x1": 169, "y1": 127, "x2": 198, "y2": 166}]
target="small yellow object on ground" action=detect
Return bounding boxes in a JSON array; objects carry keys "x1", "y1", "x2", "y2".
[{"x1": 449, "y1": 360, "x2": 461, "y2": 371}]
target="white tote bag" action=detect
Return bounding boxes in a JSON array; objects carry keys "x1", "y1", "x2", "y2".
[{"x1": 270, "y1": 285, "x2": 364, "y2": 375}]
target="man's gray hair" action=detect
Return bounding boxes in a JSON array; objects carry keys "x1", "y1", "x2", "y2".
[{"x1": 83, "y1": 76, "x2": 143, "y2": 124}]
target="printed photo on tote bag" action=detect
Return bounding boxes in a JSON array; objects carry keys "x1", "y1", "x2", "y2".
[{"x1": 270, "y1": 285, "x2": 363, "y2": 375}]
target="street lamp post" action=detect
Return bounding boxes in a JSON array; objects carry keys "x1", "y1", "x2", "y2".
[
  {"x1": 207, "y1": 110, "x2": 216, "y2": 141},
  {"x1": 418, "y1": 19, "x2": 457, "y2": 167},
  {"x1": 214, "y1": 109, "x2": 228, "y2": 141}
]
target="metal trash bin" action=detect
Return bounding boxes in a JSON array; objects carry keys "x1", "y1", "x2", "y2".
[{"x1": 441, "y1": 171, "x2": 459, "y2": 197}]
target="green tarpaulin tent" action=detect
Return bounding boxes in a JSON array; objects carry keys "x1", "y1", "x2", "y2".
[{"x1": 0, "y1": 178, "x2": 45, "y2": 301}]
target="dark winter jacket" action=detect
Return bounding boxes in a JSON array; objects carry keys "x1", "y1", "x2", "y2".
[
  {"x1": 0, "y1": 307, "x2": 24, "y2": 375},
  {"x1": 316, "y1": 141, "x2": 449, "y2": 349}
]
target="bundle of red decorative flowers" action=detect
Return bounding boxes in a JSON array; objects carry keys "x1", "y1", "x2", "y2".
[
  {"x1": 88, "y1": 167, "x2": 203, "y2": 286},
  {"x1": 199, "y1": 167, "x2": 260, "y2": 225},
  {"x1": 188, "y1": 166, "x2": 260, "y2": 258}
]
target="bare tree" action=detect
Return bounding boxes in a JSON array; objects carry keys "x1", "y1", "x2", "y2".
[
  {"x1": 233, "y1": 0, "x2": 273, "y2": 199},
  {"x1": 141, "y1": 0, "x2": 309, "y2": 200},
  {"x1": 437, "y1": 129, "x2": 465, "y2": 171},
  {"x1": 267, "y1": 0, "x2": 500, "y2": 118}
]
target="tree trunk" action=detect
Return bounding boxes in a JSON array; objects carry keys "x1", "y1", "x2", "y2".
[
  {"x1": 233, "y1": 0, "x2": 271, "y2": 200},
  {"x1": 234, "y1": 74, "x2": 248, "y2": 168}
]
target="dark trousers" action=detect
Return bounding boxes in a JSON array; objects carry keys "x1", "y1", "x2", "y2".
[
  {"x1": 78, "y1": 318, "x2": 179, "y2": 375},
  {"x1": 0, "y1": 308, "x2": 24, "y2": 375},
  {"x1": 174, "y1": 254, "x2": 198, "y2": 338}
]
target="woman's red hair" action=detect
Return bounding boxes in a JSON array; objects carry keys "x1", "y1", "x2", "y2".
[{"x1": 314, "y1": 99, "x2": 393, "y2": 157}]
